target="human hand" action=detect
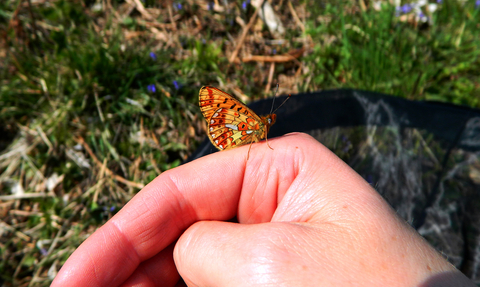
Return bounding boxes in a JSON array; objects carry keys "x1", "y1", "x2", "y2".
[{"x1": 51, "y1": 133, "x2": 474, "y2": 286}]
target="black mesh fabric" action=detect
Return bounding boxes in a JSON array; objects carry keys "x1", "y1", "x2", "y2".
[{"x1": 187, "y1": 89, "x2": 480, "y2": 282}]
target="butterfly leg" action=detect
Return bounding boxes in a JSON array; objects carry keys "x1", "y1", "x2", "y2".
[
  {"x1": 247, "y1": 140, "x2": 254, "y2": 160},
  {"x1": 265, "y1": 136, "x2": 274, "y2": 150},
  {"x1": 246, "y1": 135, "x2": 273, "y2": 160}
]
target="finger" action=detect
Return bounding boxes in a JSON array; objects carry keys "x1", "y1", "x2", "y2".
[
  {"x1": 174, "y1": 220, "x2": 329, "y2": 286},
  {"x1": 174, "y1": 216, "x2": 453, "y2": 287},
  {"x1": 120, "y1": 243, "x2": 178, "y2": 287},
  {"x1": 51, "y1": 133, "x2": 316, "y2": 286}
]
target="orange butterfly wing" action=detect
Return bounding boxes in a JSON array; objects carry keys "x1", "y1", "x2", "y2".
[{"x1": 199, "y1": 86, "x2": 276, "y2": 151}]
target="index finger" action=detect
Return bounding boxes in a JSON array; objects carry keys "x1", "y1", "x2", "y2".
[{"x1": 52, "y1": 133, "x2": 322, "y2": 286}]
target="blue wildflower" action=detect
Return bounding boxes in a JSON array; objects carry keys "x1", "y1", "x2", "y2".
[
  {"x1": 437, "y1": 0, "x2": 442, "y2": 3},
  {"x1": 242, "y1": 0, "x2": 250, "y2": 10},
  {"x1": 110, "y1": 206, "x2": 115, "y2": 212},
  {"x1": 476, "y1": 0, "x2": 480, "y2": 8},
  {"x1": 147, "y1": 84, "x2": 156, "y2": 93},
  {"x1": 149, "y1": 52, "x2": 157, "y2": 60},
  {"x1": 208, "y1": 2, "x2": 214, "y2": 11},
  {"x1": 400, "y1": 4, "x2": 412, "y2": 13},
  {"x1": 176, "y1": 2, "x2": 182, "y2": 10},
  {"x1": 173, "y1": 80, "x2": 180, "y2": 90},
  {"x1": 272, "y1": 48, "x2": 277, "y2": 55}
]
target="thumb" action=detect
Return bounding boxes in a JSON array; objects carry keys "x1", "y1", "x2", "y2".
[{"x1": 173, "y1": 220, "x2": 319, "y2": 287}]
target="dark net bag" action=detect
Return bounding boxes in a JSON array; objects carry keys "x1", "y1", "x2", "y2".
[{"x1": 187, "y1": 89, "x2": 480, "y2": 282}]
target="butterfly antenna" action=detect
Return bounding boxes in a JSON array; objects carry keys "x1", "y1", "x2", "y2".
[
  {"x1": 269, "y1": 83, "x2": 280, "y2": 114},
  {"x1": 272, "y1": 93, "x2": 292, "y2": 114}
]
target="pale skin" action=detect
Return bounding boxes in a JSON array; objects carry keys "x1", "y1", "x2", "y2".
[{"x1": 51, "y1": 133, "x2": 475, "y2": 287}]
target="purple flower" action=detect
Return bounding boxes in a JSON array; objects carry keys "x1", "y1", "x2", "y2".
[
  {"x1": 208, "y1": 2, "x2": 214, "y2": 11},
  {"x1": 173, "y1": 80, "x2": 180, "y2": 90},
  {"x1": 272, "y1": 48, "x2": 277, "y2": 55},
  {"x1": 149, "y1": 52, "x2": 157, "y2": 60},
  {"x1": 437, "y1": 0, "x2": 442, "y2": 3},
  {"x1": 110, "y1": 206, "x2": 115, "y2": 212},
  {"x1": 147, "y1": 84, "x2": 156, "y2": 93},
  {"x1": 476, "y1": 0, "x2": 480, "y2": 8},
  {"x1": 176, "y1": 2, "x2": 182, "y2": 10},
  {"x1": 40, "y1": 248, "x2": 48, "y2": 256},
  {"x1": 400, "y1": 4, "x2": 412, "y2": 13},
  {"x1": 242, "y1": 0, "x2": 250, "y2": 10}
]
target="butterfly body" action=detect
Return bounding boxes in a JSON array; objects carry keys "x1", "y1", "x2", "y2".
[{"x1": 199, "y1": 86, "x2": 276, "y2": 151}]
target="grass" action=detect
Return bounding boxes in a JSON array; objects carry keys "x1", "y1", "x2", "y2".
[{"x1": 0, "y1": 0, "x2": 479, "y2": 285}]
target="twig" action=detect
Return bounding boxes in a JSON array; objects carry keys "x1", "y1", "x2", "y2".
[
  {"x1": 138, "y1": 19, "x2": 176, "y2": 29},
  {"x1": 242, "y1": 54, "x2": 297, "y2": 63},
  {"x1": 228, "y1": 0, "x2": 265, "y2": 64},
  {"x1": 0, "y1": 193, "x2": 54, "y2": 201},
  {"x1": 167, "y1": 4, "x2": 177, "y2": 31},
  {"x1": 242, "y1": 48, "x2": 304, "y2": 63},
  {"x1": 36, "y1": 126, "x2": 53, "y2": 153},
  {"x1": 9, "y1": 210, "x2": 44, "y2": 217},
  {"x1": 265, "y1": 62, "x2": 275, "y2": 95},
  {"x1": 131, "y1": 0, "x2": 154, "y2": 20},
  {"x1": 5, "y1": 1, "x2": 22, "y2": 47},
  {"x1": 93, "y1": 84, "x2": 105, "y2": 123},
  {"x1": 76, "y1": 137, "x2": 145, "y2": 189},
  {"x1": 287, "y1": 1, "x2": 305, "y2": 34},
  {"x1": 358, "y1": 0, "x2": 367, "y2": 12}
]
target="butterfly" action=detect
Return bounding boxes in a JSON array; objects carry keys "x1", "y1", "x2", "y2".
[{"x1": 199, "y1": 86, "x2": 289, "y2": 158}]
